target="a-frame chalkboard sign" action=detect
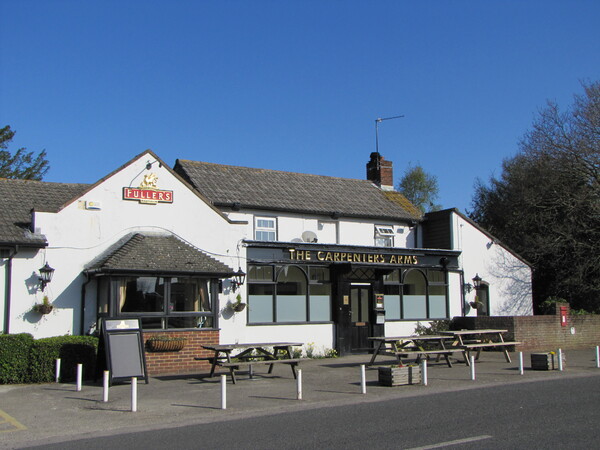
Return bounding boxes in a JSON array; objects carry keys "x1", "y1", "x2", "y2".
[{"x1": 101, "y1": 318, "x2": 149, "y2": 385}]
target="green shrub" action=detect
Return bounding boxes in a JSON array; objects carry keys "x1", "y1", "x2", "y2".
[
  {"x1": 29, "y1": 336, "x2": 99, "y2": 383},
  {"x1": 538, "y1": 297, "x2": 569, "y2": 315},
  {"x1": 0, "y1": 333, "x2": 34, "y2": 384},
  {"x1": 414, "y1": 320, "x2": 450, "y2": 335}
]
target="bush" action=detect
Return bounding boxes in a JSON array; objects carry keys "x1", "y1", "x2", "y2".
[
  {"x1": 29, "y1": 336, "x2": 99, "y2": 383},
  {"x1": 414, "y1": 320, "x2": 450, "y2": 335},
  {"x1": 538, "y1": 297, "x2": 569, "y2": 315},
  {"x1": 0, "y1": 333, "x2": 34, "y2": 384}
]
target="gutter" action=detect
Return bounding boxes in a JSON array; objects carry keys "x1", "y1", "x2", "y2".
[
  {"x1": 3, "y1": 246, "x2": 17, "y2": 334},
  {"x1": 80, "y1": 272, "x2": 93, "y2": 335}
]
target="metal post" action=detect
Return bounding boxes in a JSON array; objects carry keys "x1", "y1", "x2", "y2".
[
  {"x1": 131, "y1": 377, "x2": 137, "y2": 412},
  {"x1": 519, "y1": 352, "x2": 524, "y2": 375},
  {"x1": 103, "y1": 371, "x2": 109, "y2": 402},
  {"x1": 558, "y1": 349, "x2": 563, "y2": 371},
  {"x1": 596, "y1": 346, "x2": 599, "y2": 369},
  {"x1": 55, "y1": 358, "x2": 61, "y2": 383},
  {"x1": 297, "y1": 369, "x2": 303, "y2": 400},
  {"x1": 76, "y1": 364, "x2": 82, "y2": 391},
  {"x1": 360, "y1": 365, "x2": 366, "y2": 394},
  {"x1": 221, "y1": 375, "x2": 227, "y2": 410},
  {"x1": 421, "y1": 360, "x2": 428, "y2": 386},
  {"x1": 470, "y1": 356, "x2": 476, "y2": 380}
]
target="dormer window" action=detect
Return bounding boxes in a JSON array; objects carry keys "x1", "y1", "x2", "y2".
[
  {"x1": 255, "y1": 216, "x2": 277, "y2": 241},
  {"x1": 374, "y1": 225, "x2": 394, "y2": 247}
]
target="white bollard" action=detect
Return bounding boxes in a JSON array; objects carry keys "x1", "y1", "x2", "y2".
[
  {"x1": 519, "y1": 352, "x2": 524, "y2": 375},
  {"x1": 470, "y1": 356, "x2": 476, "y2": 381},
  {"x1": 296, "y1": 369, "x2": 303, "y2": 400},
  {"x1": 558, "y1": 349, "x2": 563, "y2": 371},
  {"x1": 360, "y1": 365, "x2": 366, "y2": 394},
  {"x1": 76, "y1": 364, "x2": 83, "y2": 391},
  {"x1": 221, "y1": 375, "x2": 227, "y2": 410},
  {"x1": 421, "y1": 360, "x2": 428, "y2": 386},
  {"x1": 131, "y1": 377, "x2": 138, "y2": 412},
  {"x1": 55, "y1": 358, "x2": 61, "y2": 383},
  {"x1": 103, "y1": 371, "x2": 109, "y2": 402},
  {"x1": 596, "y1": 346, "x2": 599, "y2": 369}
]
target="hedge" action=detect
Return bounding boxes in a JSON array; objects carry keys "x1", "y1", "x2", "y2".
[
  {"x1": 0, "y1": 334, "x2": 99, "y2": 384},
  {"x1": 0, "y1": 333, "x2": 34, "y2": 384}
]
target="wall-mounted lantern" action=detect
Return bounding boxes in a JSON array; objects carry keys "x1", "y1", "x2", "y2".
[
  {"x1": 472, "y1": 273, "x2": 482, "y2": 290},
  {"x1": 230, "y1": 267, "x2": 246, "y2": 292},
  {"x1": 38, "y1": 262, "x2": 55, "y2": 291}
]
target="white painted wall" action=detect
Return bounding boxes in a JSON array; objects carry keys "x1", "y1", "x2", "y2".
[
  {"x1": 452, "y1": 212, "x2": 533, "y2": 316},
  {"x1": 7, "y1": 152, "x2": 247, "y2": 338}
]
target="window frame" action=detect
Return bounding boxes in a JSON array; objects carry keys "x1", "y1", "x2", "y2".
[
  {"x1": 98, "y1": 275, "x2": 219, "y2": 330},
  {"x1": 254, "y1": 215, "x2": 278, "y2": 241},
  {"x1": 247, "y1": 264, "x2": 332, "y2": 324},
  {"x1": 382, "y1": 268, "x2": 449, "y2": 320},
  {"x1": 374, "y1": 225, "x2": 395, "y2": 247}
]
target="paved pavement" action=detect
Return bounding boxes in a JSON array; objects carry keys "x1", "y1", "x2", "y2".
[{"x1": 1, "y1": 348, "x2": 599, "y2": 449}]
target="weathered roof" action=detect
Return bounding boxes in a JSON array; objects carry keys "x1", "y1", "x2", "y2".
[
  {"x1": 174, "y1": 160, "x2": 421, "y2": 222},
  {"x1": 0, "y1": 178, "x2": 89, "y2": 246},
  {"x1": 85, "y1": 233, "x2": 235, "y2": 275}
]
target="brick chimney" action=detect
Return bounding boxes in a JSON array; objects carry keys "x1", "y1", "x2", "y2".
[{"x1": 366, "y1": 152, "x2": 393, "y2": 190}]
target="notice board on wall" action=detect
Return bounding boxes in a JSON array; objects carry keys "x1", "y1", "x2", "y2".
[{"x1": 101, "y1": 318, "x2": 148, "y2": 384}]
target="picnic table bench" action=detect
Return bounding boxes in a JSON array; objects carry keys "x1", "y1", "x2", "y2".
[
  {"x1": 199, "y1": 342, "x2": 303, "y2": 384},
  {"x1": 441, "y1": 329, "x2": 521, "y2": 364},
  {"x1": 368, "y1": 335, "x2": 466, "y2": 368}
]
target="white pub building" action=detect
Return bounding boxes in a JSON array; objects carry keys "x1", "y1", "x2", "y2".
[{"x1": 0, "y1": 150, "x2": 532, "y2": 374}]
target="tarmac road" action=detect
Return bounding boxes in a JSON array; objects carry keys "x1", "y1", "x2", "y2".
[
  {"x1": 2, "y1": 350, "x2": 600, "y2": 449},
  {"x1": 25, "y1": 375, "x2": 600, "y2": 449}
]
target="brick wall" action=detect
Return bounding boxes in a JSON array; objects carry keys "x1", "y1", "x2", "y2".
[
  {"x1": 143, "y1": 330, "x2": 219, "y2": 376},
  {"x1": 452, "y1": 306, "x2": 600, "y2": 351}
]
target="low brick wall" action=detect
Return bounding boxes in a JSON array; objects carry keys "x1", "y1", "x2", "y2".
[
  {"x1": 143, "y1": 330, "x2": 219, "y2": 376},
  {"x1": 452, "y1": 305, "x2": 600, "y2": 352}
]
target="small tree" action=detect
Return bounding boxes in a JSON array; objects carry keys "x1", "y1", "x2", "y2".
[
  {"x1": 398, "y1": 164, "x2": 441, "y2": 213},
  {"x1": 0, "y1": 125, "x2": 49, "y2": 180}
]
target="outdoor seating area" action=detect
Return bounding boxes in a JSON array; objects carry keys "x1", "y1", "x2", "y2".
[
  {"x1": 198, "y1": 342, "x2": 303, "y2": 384},
  {"x1": 368, "y1": 329, "x2": 520, "y2": 367}
]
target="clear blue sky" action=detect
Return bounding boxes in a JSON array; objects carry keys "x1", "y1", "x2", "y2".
[{"x1": 2, "y1": 1, "x2": 599, "y2": 213}]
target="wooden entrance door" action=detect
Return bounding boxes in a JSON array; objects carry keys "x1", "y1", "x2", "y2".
[{"x1": 350, "y1": 284, "x2": 372, "y2": 352}]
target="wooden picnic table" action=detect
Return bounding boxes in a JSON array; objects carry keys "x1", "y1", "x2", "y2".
[
  {"x1": 199, "y1": 342, "x2": 303, "y2": 384},
  {"x1": 440, "y1": 329, "x2": 521, "y2": 364},
  {"x1": 367, "y1": 335, "x2": 465, "y2": 368}
]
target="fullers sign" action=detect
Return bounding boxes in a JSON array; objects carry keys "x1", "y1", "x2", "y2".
[{"x1": 123, "y1": 173, "x2": 173, "y2": 205}]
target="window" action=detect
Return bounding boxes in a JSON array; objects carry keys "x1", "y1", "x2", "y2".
[
  {"x1": 99, "y1": 276, "x2": 216, "y2": 329},
  {"x1": 383, "y1": 269, "x2": 448, "y2": 320},
  {"x1": 375, "y1": 225, "x2": 394, "y2": 247},
  {"x1": 248, "y1": 264, "x2": 331, "y2": 323},
  {"x1": 255, "y1": 216, "x2": 277, "y2": 241}
]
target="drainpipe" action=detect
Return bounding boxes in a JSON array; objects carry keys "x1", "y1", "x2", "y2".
[
  {"x1": 80, "y1": 272, "x2": 93, "y2": 335},
  {"x1": 3, "y1": 247, "x2": 17, "y2": 334}
]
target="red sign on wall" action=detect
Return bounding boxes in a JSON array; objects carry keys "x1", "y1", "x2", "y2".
[{"x1": 123, "y1": 187, "x2": 173, "y2": 204}]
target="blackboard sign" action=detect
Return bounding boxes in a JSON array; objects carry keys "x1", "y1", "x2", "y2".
[{"x1": 101, "y1": 318, "x2": 148, "y2": 384}]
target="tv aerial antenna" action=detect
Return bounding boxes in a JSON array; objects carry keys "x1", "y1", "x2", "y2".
[{"x1": 375, "y1": 115, "x2": 404, "y2": 155}]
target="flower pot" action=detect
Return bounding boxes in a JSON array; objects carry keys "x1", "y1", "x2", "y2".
[
  {"x1": 378, "y1": 365, "x2": 421, "y2": 386},
  {"x1": 147, "y1": 338, "x2": 186, "y2": 352}
]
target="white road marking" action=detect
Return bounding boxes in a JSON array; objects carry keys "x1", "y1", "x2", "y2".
[{"x1": 406, "y1": 434, "x2": 493, "y2": 449}]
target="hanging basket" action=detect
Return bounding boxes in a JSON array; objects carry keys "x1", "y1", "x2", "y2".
[
  {"x1": 33, "y1": 303, "x2": 54, "y2": 315},
  {"x1": 233, "y1": 302, "x2": 247, "y2": 312},
  {"x1": 147, "y1": 338, "x2": 187, "y2": 352}
]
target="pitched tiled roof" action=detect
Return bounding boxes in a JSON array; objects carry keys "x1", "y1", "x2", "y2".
[
  {"x1": 0, "y1": 178, "x2": 89, "y2": 246},
  {"x1": 174, "y1": 160, "x2": 421, "y2": 222},
  {"x1": 85, "y1": 233, "x2": 235, "y2": 275}
]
